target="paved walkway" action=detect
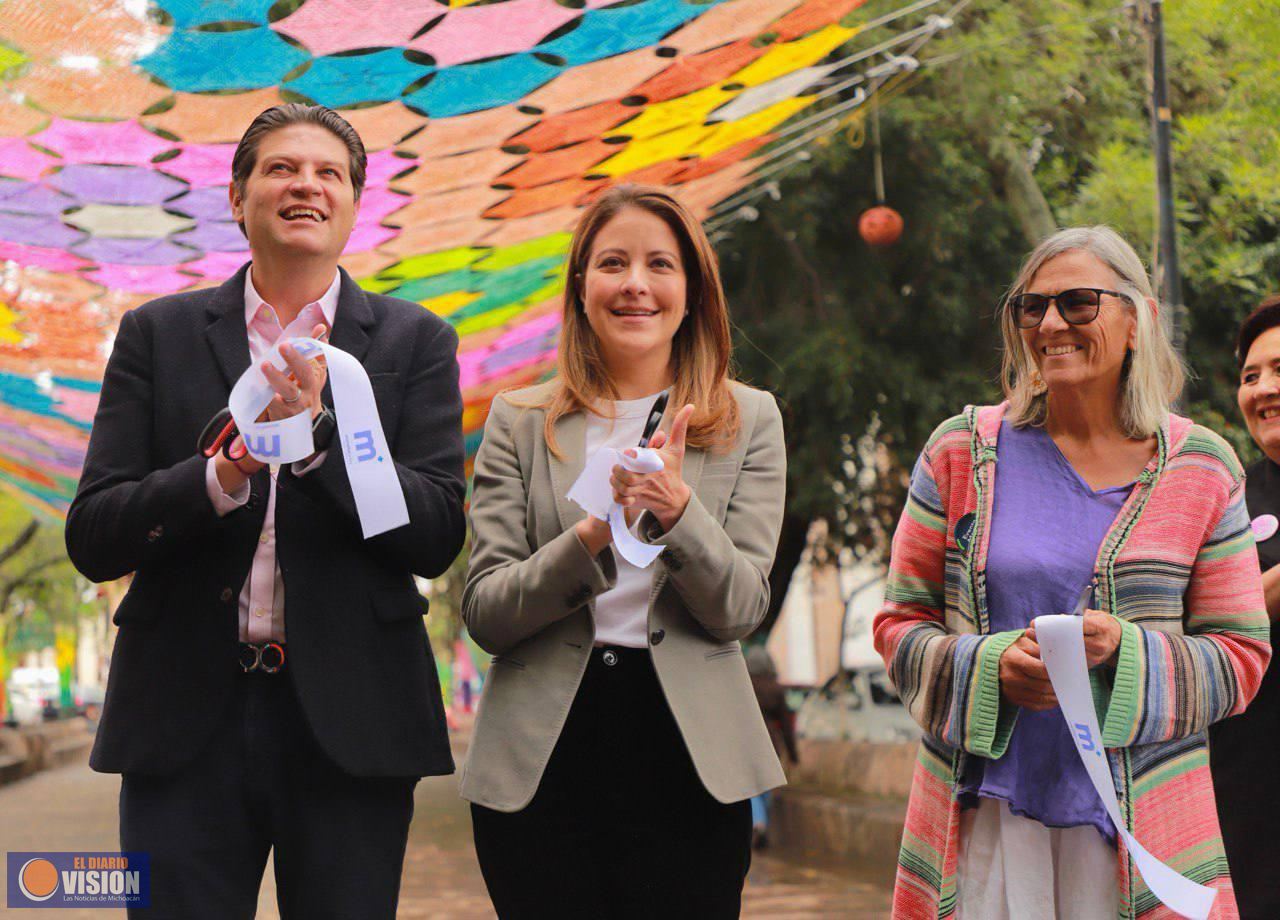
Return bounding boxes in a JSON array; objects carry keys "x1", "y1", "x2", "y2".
[{"x1": 1, "y1": 758, "x2": 890, "y2": 918}]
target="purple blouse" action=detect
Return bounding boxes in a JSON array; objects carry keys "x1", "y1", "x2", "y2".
[{"x1": 959, "y1": 420, "x2": 1132, "y2": 841}]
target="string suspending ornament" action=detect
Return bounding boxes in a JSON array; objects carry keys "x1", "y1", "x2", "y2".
[{"x1": 858, "y1": 92, "x2": 904, "y2": 248}]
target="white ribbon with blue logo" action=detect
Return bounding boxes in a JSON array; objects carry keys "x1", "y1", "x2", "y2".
[
  {"x1": 1034, "y1": 614, "x2": 1216, "y2": 920},
  {"x1": 566, "y1": 446, "x2": 665, "y2": 568},
  {"x1": 226, "y1": 334, "x2": 408, "y2": 539}
]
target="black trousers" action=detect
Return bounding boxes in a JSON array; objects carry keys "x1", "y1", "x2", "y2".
[
  {"x1": 471, "y1": 645, "x2": 752, "y2": 919},
  {"x1": 119, "y1": 668, "x2": 417, "y2": 919}
]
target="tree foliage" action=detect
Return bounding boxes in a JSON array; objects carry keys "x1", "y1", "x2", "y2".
[
  {"x1": 0, "y1": 497, "x2": 82, "y2": 656},
  {"x1": 718, "y1": 0, "x2": 1280, "y2": 627}
]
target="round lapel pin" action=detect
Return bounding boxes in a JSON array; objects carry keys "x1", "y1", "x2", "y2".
[{"x1": 955, "y1": 513, "x2": 976, "y2": 553}]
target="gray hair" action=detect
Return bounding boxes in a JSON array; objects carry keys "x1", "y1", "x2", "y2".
[{"x1": 999, "y1": 226, "x2": 1185, "y2": 437}]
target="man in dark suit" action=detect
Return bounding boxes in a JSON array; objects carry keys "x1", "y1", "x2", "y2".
[{"x1": 65, "y1": 104, "x2": 466, "y2": 919}]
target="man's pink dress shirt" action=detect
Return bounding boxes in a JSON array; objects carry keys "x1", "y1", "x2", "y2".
[{"x1": 204, "y1": 269, "x2": 339, "y2": 643}]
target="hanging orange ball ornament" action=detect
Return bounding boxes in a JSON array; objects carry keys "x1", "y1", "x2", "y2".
[{"x1": 858, "y1": 205, "x2": 904, "y2": 247}]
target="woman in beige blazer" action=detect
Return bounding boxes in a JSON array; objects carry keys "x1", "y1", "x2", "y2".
[{"x1": 460, "y1": 184, "x2": 787, "y2": 918}]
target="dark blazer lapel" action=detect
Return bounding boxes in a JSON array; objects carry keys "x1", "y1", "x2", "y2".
[
  {"x1": 203, "y1": 264, "x2": 253, "y2": 392},
  {"x1": 320, "y1": 268, "x2": 376, "y2": 409},
  {"x1": 548, "y1": 410, "x2": 587, "y2": 534},
  {"x1": 328, "y1": 268, "x2": 375, "y2": 365},
  {"x1": 201, "y1": 263, "x2": 270, "y2": 502}
]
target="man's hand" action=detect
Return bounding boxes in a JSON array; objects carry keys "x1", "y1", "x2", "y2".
[
  {"x1": 214, "y1": 444, "x2": 262, "y2": 492},
  {"x1": 263, "y1": 323, "x2": 328, "y2": 421},
  {"x1": 999, "y1": 634, "x2": 1058, "y2": 711}
]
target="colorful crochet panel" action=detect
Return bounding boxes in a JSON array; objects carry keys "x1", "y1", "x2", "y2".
[{"x1": 0, "y1": 0, "x2": 872, "y2": 517}]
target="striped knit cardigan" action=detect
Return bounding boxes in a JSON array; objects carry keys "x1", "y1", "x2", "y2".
[{"x1": 873, "y1": 403, "x2": 1271, "y2": 920}]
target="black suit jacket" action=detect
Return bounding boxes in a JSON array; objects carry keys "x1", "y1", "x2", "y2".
[{"x1": 66, "y1": 265, "x2": 466, "y2": 778}]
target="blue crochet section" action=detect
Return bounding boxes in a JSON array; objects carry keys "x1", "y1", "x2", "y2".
[
  {"x1": 138, "y1": 27, "x2": 311, "y2": 92},
  {"x1": 153, "y1": 0, "x2": 276, "y2": 28},
  {"x1": 286, "y1": 49, "x2": 434, "y2": 108},
  {"x1": 404, "y1": 53, "x2": 561, "y2": 118},
  {"x1": 538, "y1": 0, "x2": 719, "y2": 66}
]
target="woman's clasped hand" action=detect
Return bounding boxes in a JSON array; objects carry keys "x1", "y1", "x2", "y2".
[
  {"x1": 1002, "y1": 610, "x2": 1123, "y2": 710},
  {"x1": 610, "y1": 403, "x2": 695, "y2": 531}
]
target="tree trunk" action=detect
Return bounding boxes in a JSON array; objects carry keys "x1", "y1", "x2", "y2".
[
  {"x1": 0, "y1": 519, "x2": 38, "y2": 569},
  {"x1": 993, "y1": 138, "x2": 1058, "y2": 246}
]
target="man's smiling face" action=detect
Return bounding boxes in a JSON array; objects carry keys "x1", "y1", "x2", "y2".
[{"x1": 230, "y1": 123, "x2": 358, "y2": 263}]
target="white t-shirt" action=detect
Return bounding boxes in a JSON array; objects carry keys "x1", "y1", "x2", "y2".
[{"x1": 584, "y1": 392, "x2": 667, "y2": 648}]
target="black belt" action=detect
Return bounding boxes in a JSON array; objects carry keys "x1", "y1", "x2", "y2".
[{"x1": 239, "y1": 642, "x2": 286, "y2": 674}]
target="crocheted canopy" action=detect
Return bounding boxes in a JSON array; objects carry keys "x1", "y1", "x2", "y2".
[{"x1": 0, "y1": 0, "x2": 880, "y2": 516}]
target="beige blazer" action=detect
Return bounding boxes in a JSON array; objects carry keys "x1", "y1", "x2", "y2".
[{"x1": 459, "y1": 380, "x2": 788, "y2": 812}]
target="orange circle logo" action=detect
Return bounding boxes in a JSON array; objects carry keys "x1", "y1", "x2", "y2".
[{"x1": 18, "y1": 857, "x2": 59, "y2": 901}]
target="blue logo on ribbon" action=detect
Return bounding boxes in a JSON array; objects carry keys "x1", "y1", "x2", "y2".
[
  {"x1": 1073, "y1": 722, "x2": 1101, "y2": 755},
  {"x1": 349, "y1": 429, "x2": 378, "y2": 464},
  {"x1": 244, "y1": 433, "x2": 281, "y2": 458}
]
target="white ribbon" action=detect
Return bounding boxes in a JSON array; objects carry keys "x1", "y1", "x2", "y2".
[
  {"x1": 1034, "y1": 614, "x2": 1216, "y2": 920},
  {"x1": 566, "y1": 447, "x2": 665, "y2": 568},
  {"x1": 227, "y1": 331, "x2": 408, "y2": 539}
]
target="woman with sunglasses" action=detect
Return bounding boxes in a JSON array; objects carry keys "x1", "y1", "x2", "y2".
[
  {"x1": 459, "y1": 185, "x2": 787, "y2": 918},
  {"x1": 1210, "y1": 295, "x2": 1280, "y2": 919},
  {"x1": 874, "y1": 226, "x2": 1269, "y2": 918}
]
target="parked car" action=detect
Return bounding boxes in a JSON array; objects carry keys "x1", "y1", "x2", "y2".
[{"x1": 6, "y1": 666, "x2": 60, "y2": 725}]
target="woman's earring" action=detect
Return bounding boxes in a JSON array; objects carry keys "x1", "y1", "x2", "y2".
[{"x1": 1031, "y1": 370, "x2": 1047, "y2": 394}]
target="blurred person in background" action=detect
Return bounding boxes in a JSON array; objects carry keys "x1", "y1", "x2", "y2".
[
  {"x1": 874, "y1": 226, "x2": 1269, "y2": 919},
  {"x1": 1210, "y1": 294, "x2": 1280, "y2": 919},
  {"x1": 746, "y1": 644, "x2": 798, "y2": 850}
]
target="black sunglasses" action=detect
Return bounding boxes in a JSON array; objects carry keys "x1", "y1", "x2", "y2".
[{"x1": 1008, "y1": 287, "x2": 1125, "y2": 329}]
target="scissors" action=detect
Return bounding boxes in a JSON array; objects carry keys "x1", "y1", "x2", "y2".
[{"x1": 197, "y1": 408, "x2": 249, "y2": 461}]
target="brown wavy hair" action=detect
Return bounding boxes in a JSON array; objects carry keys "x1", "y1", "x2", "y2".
[
  {"x1": 230, "y1": 103, "x2": 367, "y2": 236},
  {"x1": 517, "y1": 184, "x2": 741, "y2": 457}
]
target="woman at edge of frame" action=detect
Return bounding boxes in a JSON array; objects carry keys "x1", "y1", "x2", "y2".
[
  {"x1": 458, "y1": 183, "x2": 788, "y2": 918},
  {"x1": 873, "y1": 225, "x2": 1270, "y2": 919},
  {"x1": 1210, "y1": 293, "x2": 1280, "y2": 920}
]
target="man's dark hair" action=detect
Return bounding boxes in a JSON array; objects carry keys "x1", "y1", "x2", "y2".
[
  {"x1": 231, "y1": 103, "x2": 367, "y2": 206},
  {"x1": 1237, "y1": 294, "x2": 1280, "y2": 368}
]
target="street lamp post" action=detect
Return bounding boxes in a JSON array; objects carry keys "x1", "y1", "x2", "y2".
[{"x1": 1147, "y1": 0, "x2": 1185, "y2": 359}]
